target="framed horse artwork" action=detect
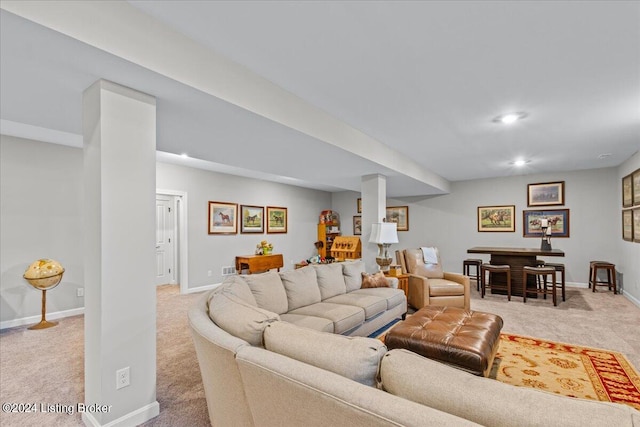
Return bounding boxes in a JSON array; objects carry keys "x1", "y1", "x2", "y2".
[
  {"x1": 523, "y1": 209, "x2": 570, "y2": 238},
  {"x1": 477, "y1": 205, "x2": 515, "y2": 232},
  {"x1": 266, "y1": 206, "x2": 287, "y2": 233},
  {"x1": 208, "y1": 201, "x2": 238, "y2": 234},
  {"x1": 241, "y1": 205, "x2": 264, "y2": 233}
]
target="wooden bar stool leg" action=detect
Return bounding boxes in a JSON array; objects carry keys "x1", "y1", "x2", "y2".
[
  {"x1": 552, "y1": 271, "x2": 557, "y2": 306},
  {"x1": 507, "y1": 270, "x2": 511, "y2": 301},
  {"x1": 522, "y1": 271, "x2": 527, "y2": 303}
]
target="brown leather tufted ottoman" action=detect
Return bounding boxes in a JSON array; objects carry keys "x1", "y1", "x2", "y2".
[{"x1": 384, "y1": 306, "x2": 503, "y2": 377}]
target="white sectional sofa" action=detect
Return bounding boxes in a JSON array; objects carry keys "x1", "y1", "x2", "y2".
[{"x1": 189, "y1": 261, "x2": 640, "y2": 426}]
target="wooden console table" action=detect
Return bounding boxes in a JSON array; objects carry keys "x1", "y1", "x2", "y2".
[
  {"x1": 235, "y1": 254, "x2": 284, "y2": 274},
  {"x1": 467, "y1": 247, "x2": 564, "y2": 297}
]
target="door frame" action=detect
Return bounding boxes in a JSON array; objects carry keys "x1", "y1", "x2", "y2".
[{"x1": 156, "y1": 189, "x2": 188, "y2": 294}]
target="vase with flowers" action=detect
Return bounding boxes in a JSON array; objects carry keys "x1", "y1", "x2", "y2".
[{"x1": 256, "y1": 240, "x2": 274, "y2": 255}]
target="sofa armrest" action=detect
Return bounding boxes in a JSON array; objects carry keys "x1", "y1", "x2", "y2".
[{"x1": 443, "y1": 272, "x2": 470, "y2": 310}]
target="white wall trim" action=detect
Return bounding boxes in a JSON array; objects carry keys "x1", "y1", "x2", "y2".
[
  {"x1": 0, "y1": 119, "x2": 82, "y2": 147},
  {"x1": 82, "y1": 401, "x2": 159, "y2": 427},
  {"x1": 185, "y1": 282, "x2": 222, "y2": 295},
  {"x1": 624, "y1": 290, "x2": 640, "y2": 309},
  {"x1": 156, "y1": 189, "x2": 188, "y2": 294},
  {"x1": 0, "y1": 307, "x2": 84, "y2": 330}
]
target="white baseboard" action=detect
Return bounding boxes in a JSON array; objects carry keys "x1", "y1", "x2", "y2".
[
  {"x1": 82, "y1": 401, "x2": 159, "y2": 427},
  {"x1": 624, "y1": 290, "x2": 640, "y2": 308},
  {"x1": 185, "y1": 282, "x2": 222, "y2": 294},
  {"x1": 0, "y1": 307, "x2": 84, "y2": 330},
  {"x1": 566, "y1": 281, "x2": 588, "y2": 288}
]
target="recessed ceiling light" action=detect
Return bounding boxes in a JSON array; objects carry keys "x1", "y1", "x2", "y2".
[
  {"x1": 510, "y1": 159, "x2": 530, "y2": 167},
  {"x1": 493, "y1": 112, "x2": 528, "y2": 124},
  {"x1": 180, "y1": 153, "x2": 189, "y2": 158}
]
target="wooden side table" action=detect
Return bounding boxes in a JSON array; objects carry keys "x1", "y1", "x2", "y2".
[
  {"x1": 235, "y1": 254, "x2": 284, "y2": 274},
  {"x1": 385, "y1": 272, "x2": 409, "y2": 297}
]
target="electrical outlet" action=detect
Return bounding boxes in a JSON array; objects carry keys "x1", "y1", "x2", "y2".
[
  {"x1": 77, "y1": 288, "x2": 84, "y2": 297},
  {"x1": 207, "y1": 270, "x2": 212, "y2": 277},
  {"x1": 116, "y1": 367, "x2": 130, "y2": 390}
]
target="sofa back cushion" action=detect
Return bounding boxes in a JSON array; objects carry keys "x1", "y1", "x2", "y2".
[
  {"x1": 243, "y1": 271, "x2": 289, "y2": 314},
  {"x1": 312, "y1": 263, "x2": 347, "y2": 299},
  {"x1": 404, "y1": 248, "x2": 444, "y2": 279},
  {"x1": 264, "y1": 321, "x2": 387, "y2": 387},
  {"x1": 221, "y1": 275, "x2": 258, "y2": 306},
  {"x1": 279, "y1": 266, "x2": 322, "y2": 311},
  {"x1": 207, "y1": 286, "x2": 279, "y2": 346},
  {"x1": 342, "y1": 260, "x2": 366, "y2": 292}
]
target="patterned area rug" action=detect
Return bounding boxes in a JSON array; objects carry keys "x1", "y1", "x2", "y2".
[
  {"x1": 490, "y1": 333, "x2": 640, "y2": 410},
  {"x1": 376, "y1": 324, "x2": 640, "y2": 410}
]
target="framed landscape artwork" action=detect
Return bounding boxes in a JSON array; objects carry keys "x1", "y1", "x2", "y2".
[
  {"x1": 527, "y1": 181, "x2": 565, "y2": 206},
  {"x1": 622, "y1": 173, "x2": 633, "y2": 208},
  {"x1": 353, "y1": 215, "x2": 362, "y2": 235},
  {"x1": 634, "y1": 208, "x2": 640, "y2": 243},
  {"x1": 633, "y1": 169, "x2": 640, "y2": 206},
  {"x1": 266, "y1": 206, "x2": 287, "y2": 233},
  {"x1": 357, "y1": 198, "x2": 362, "y2": 213},
  {"x1": 523, "y1": 209, "x2": 570, "y2": 238},
  {"x1": 477, "y1": 205, "x2": 515, "y2": 232},
  {"x1": 240, "y1": 205, "x2": 264, "y2": 233},
  {"x1": 622, "y1": 209, "x2": 633, "y2": 242},
  {"x1": 208, "y1": 201, "x2": 238, "y2": 234},
  {"x1": 386, "y1": 206, "x2": 409, "y2": 231}
]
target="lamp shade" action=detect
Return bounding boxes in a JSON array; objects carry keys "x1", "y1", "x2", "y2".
[{"x1": 369, "y1": 222, "x2": 399, "y2": 244}]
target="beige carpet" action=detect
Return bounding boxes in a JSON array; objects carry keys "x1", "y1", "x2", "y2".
[{"x1": 1, "y1": 284, "x2": 639, "y2": 426}]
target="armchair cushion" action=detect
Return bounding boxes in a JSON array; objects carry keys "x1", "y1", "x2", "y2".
[{"x1": 428, "y1": 279, "x2": 466, "y2": 297}]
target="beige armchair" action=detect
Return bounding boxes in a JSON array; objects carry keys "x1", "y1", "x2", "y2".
[{"x1": 396, "y1": 248, "x2": 470, "y2": 310}]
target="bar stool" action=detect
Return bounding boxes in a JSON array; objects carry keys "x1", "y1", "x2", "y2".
[
  {"x1": 481, "y1": 264, "x2": 511, "y2": 301},
  {"x1": 545, "y1": 262, "x2": 566, "y2": 301},
  {"x1": 463, "y1": 258, "x2": 483, "y2": 291},
  {"x1": 523, "y1": 266, "x2": 557, "y2": 306},
  {"x1": 535, "y1": 259, "x2": 546, "y2": 290},
  {"x1": 589, "y1": 261, "x2": 617, "y2": 294}
]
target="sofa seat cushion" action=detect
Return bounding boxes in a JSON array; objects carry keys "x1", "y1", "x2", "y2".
[
  {"x1": 312, "y1": 263, "x2": 347, "y2": 300},
  {"x1": 428, "y1": 279, "x2": 465, "y2": 297},
  {"x1": 243, "y1": 271, "x2": 289, "y2": 315},
  {"x1": 263, "y1": 321, "x2": 386, "y2": 387},
  {"x1": 279, "y1": 313, "x2": 334, "y2": 333},
  {"x1": 323, "y1": 293, "x2": 387, "y2": 320},
  {"x1": 350, "y1": 288, "x2": 405, "y2": 310},
  {"x1": 288, "y1": 302, "x2": 365, "y2": 334},
  {"x1": 381, "y1": 349, "x2": 640, "y2": 427},
  {"x1": 279, "y1": 266, "x2": 322, "y2": 311}
]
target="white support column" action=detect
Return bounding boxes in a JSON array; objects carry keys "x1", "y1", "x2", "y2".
[
  {"x1": 361, "y1": 174, "x2": 387, "y2": 273},
  {"x1": 83, "y1": 80, "x2": 159, "y2": 426}
]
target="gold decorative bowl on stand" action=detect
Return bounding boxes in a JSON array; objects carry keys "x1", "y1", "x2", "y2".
[{"x1": 23, "y1": 259, "x2": 64, "y2": 330}]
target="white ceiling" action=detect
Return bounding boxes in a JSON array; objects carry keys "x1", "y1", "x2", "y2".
[{"x1": 1, "y1": 1, "x2": 639, "y2": 197}]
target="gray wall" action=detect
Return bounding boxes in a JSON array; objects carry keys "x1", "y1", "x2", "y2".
[
  {"x1": 156, "y1": 162, "x2": 331, "y2": 289},
  {"x1": 333, "y1": 165, "x2": 640, "y2": 304},
  {"x1": 1, "y1": 135, "x2": 84, "y2": 324}
]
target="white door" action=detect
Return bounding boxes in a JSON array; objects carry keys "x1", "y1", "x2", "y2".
[{"x1": 156, "y1": 196, "x2": 175, "y2": 286}]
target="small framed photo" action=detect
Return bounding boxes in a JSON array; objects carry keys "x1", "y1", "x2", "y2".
[
  {"x1": 634, "y1": 208, "x2": 640, "y2": 243},
  {"x1": 240, "y1": 205, "x2": 264, "y2": 233},
  {"x1": 353, "y1": 215, "x2": 362, "y2": 235},
  {"x1": 633, "y1": 169, "x2": 640, "y2": 207},
  {"x1": 266, "y1": 206, "x2": 287, "y2": 233},
  {"x1": 527, "y1": 181, "x2": 565, "y2": 206},
  {"x1": 523, "y1": 209, "x2": 570, "y2": 238},
  {"x1": 357, "y1": 198, "x2": 362, "y2": 213},
  {"x1": 623, "y1": 173, "x2": 633, "y2": 208},
  {"x1": 622, "y1": 209, "x2": 633, "y2": 242},
  {"x1": 477, "y1": 205, "x2": 515, "y2": 232},
  {"x1": 386, "y1": 206, "x2": 409, "y2": 231},
  {"x1": 208, "y1": 201, "x2": 238, "y2": 234}
]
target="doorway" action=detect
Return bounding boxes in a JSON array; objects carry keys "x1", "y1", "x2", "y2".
[{"x1": 156, "y1": 189, "x2": 189, "y2": 293}]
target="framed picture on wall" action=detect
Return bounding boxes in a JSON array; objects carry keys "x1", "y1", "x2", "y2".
[
  {"x1": 622, "y1": 209, "x2": 633, "y2": 242},
  {"x1": 527, "y1": 181, "x2": 565, "y2": 206},
  {"x1": 266, "y1": 206, "x2": 288, "y2": 233},
  {"x1": 623, "y1": 173, "x2": 633, "y2": 208},
  {"x1": 523, "y1": 209, "x2": 570, "y2": 238},
  {"x1": 353, "y1": 215, "x2": 362, "y2": 235},
  {"x1": 208, "y1": 201, "x2": 238, "y2": 234},
  {"x1": 477, "y1": 205, "x2": 515, "y2": 232},
  {"x1": 634, "y1": 208, "x2": 640, "y2": 243},
  {"x1": 386, "y1": 206, "x2": 409, "y2": 231},
  {"x1": 633, "y1": 169, "x2": 640, "y2": 207},
  {"x1": 240, "y1": 205, "x2": 264, "y2": 233},
  {"x1": 357, "y1": 198, "x2": 362, "y2": 213}
]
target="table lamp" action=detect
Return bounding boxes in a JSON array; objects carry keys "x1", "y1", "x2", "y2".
[{"x1": 369, "y1": 221, "x2": 399, "y2": 271}]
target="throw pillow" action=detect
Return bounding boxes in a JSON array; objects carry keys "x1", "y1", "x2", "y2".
[
  {"x1": 263, "y1": 321, "x2": 387, "y2": 387},
  {"x1": 361, "y1": 271, "x2": 390, "y2": 288}
]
